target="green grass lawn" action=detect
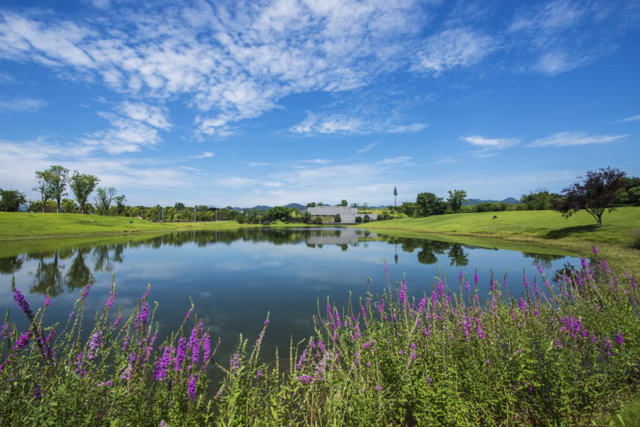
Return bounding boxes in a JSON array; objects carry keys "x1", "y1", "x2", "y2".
[{"x1": 0, "y1": 212, "x2": 251, "y2": 241}]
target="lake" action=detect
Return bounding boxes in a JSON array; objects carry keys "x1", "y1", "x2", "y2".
[{"x1": 0, "y1": 227, "x2": 580, "y2": 364}]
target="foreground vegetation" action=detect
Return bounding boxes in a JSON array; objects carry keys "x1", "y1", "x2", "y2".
[
  {"x1": 0, "y1": 212, "x2": 254, "y2": 241},
  {"x1": 1, "y1": 248, "x2": 639, "y2": 426}
]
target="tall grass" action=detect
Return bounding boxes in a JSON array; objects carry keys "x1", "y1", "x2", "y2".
[{"x1": 1, "y1": 247, "x2": 639, "y2": 426}]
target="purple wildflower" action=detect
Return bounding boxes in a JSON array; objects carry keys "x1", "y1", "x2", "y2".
[
  {"x1": 135, "y1": 301, "x2": 149, "y2": 329},
  {"x1": 87, "y1": 330, "x2": 103, "y2": 360},
  {"x1": 174, "y1": 337, "x2": 187, "y2": 372},
  {"x1": 154, "y1": 346, "x2": 173, "y2": 381},
  {"x1": 592, "y1": 245, "x2": 599, "y2": 255},
  {"x1": 188, "y1": 375, "x2": 197, "y2": 401},
  {"x1": 12, "y1": 288, "x2": 34, "y2": 322},
  {"x1": 229, "y1": 353, "x2": 241, "y2": 373},
  {"x1": 615, "y1": 333, "x2": 624, "y2": 345},
  {"x1": 256, "y1": 370, "x2": 263, "y2": 380},
  {"x1": 297, "y1": 349, "x2": 308, "y2": 370},
  {"x1": 105, "y1": 287, "x2": 117, "y2": 309},
  {"x1": 202, "y1": 333, "x2": 211, "y2": 367},
  {"x1": 43, "y1": 294, "x2": 51, "y2": 307},
  {"x1": 297, "y1": 375, "x2": 313, "y2": 383},
  {"x1": 81, "y1": 284, "x2": 91, "y2": 300},
  {"x1": 375, "y1": 385, "x2": 382, "y2": 391},
  {"x1": 159, "y1": 422, "x2": 167, "y2": 427},
  {"x1": 13, "y1": 331, "x2": 32, "y2": 350}
]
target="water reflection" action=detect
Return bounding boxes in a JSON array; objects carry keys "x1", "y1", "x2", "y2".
[{"x1": 0, "y1": 228, "x2": 575, "y2": 297}]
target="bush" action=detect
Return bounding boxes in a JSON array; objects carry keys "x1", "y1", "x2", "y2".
[
  {"x1": 355, "y1": 216, "x2": 363, "y2": 224},
  {"x1": 363, "y1": 214, "x2": 370, "y2": 223},
  {"x1": 334, "y1": 214, "x2": 341, "y2": 223},
  {"x1": 314, "y1": 217, "x2": 323, "y2": 224},
  {"x1": 475, "y1": 202, "x2": 508, "y2": 212}
]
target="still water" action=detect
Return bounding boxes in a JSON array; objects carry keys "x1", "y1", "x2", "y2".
[{"x1": 0, "y1": 228, "x2": 580, "y2": 362}]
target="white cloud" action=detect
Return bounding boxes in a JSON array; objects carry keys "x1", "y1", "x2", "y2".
[
  {"x1": 461, "y1": 135, "x2": 520, "y2": 157},
  {"x1": 0, "y1": 97, "x2": 48, "y2": 113},
  {"x1": 528, "y1": 131, "x2": 629, "y2": 147},
  {"x1": 290, "y1": 112, "x2": 428, "y2": 135},
  {"x1": 412, "y1": 28, "x2": 497, "y2": 75},
  {"x1": 194, "y1": 152, "x2": 215, "y2": 159},
  {"x1": 356, "y1": 142, "x2": 379, "y2": 153},
  {"x1": 621, "y1": 114, "x2": 640, "y2": 123},
  {"x1": 117, "y1": 102, "x2": 171, "y2": 130},
  {"x1": 433, "y1": 156, "x2": 456, "y2": 164}
]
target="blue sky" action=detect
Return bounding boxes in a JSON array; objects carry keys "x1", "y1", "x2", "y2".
[{"x1": 0, "y1": 0, "x2": 639, "y2": 207}]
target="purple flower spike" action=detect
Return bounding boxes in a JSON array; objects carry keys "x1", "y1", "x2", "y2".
[
  {"x1": 43, "y1": 294, "x2": 51, "y2": 307},
  {"x1": 188, "y1": 375, "x2": 197, "y2": 401},
  {"x1": 592, "y1": 245, "x2": 599, "y2": 255},
  {"x1": 81, "y1": 284, "x2": 91, "y2": 300},
  {"x1": 12, "y1": 288, "x2": 34, "y2": 322}
]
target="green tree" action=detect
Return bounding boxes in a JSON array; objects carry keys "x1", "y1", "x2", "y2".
[
  {"x1": 399, "y1": 201, "x2": 416, "y2": 217},
  {"x1": 555, "y1": 167, "x2": 626, "y2": 227},
  {"x1": 306, "y1": 202, "x2": 316, "y2": 207},
  {"x1": 334, "y1": 214, "x2": 342, "y2": 223},
  {"x1": 447, "y1": 189, "x2": 467, "y2": 213},
  {"x1": 61, "y1": 198, "x2": 78, "y2": 213},
  {"x1": 0, "y1": 188, "x2": 27, "y2": 212},
  {"x1": 114, "y1": 194, "x2": 127, "y2": 216},
  {"x1": 70, "y1": 172, "x2": 100, "y2": 214},
  {"x1": 95, "y1": 187, "x2": 117, "y2": 215},
  {"x1": 416, "y1": 192, "x2": 447, "y2": 217},
  {"x1": 339, "y1": 199, "x2": 348, "y2": 207},
  {"x1": 33, "y1": 170, "x2": 52, "y2": 212},
  {"x1": 47, "y1": 166, "x2": 70, "y2": 213}
]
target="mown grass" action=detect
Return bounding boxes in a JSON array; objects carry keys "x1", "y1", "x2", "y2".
[
  {"x1": 0, "y1": 212, "x2": 254, "y2": 241},
  {"x1": 1, "y1": 249, "x2": 639, "y2": 426}
]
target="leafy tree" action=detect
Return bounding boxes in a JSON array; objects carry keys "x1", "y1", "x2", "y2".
[
  {"x1": 70, "y1": 172, "x2": 100, "y2": 214},
  {"x1": 334, "y1": 214, "x2": 341, "y2": 223},
  {"x1": 61, "y1": 198, "x2": 78, "y2": 213},
  {"x1": 114, "y1": 194, "x2": 127, "y2": 216},
  {"x1": 0, "y1": 188, "x2": 26, "y2": 212},
  {"x1": 47, "y1": 166, "x2": 70, "y2": 213},
  {"x1": 447, "y1": 189, "x2": 467, "y2": 214},
  {"x1": 363, "y1": 215, "x2": 370, "y2": 223},
  {"x1": 416, "y1": 192, "x2": 447, "y2": 217},
  {"x1": 398, "y1": 201, "x2": 416, "y2": 217},
  {"x1": 33, "y1": 170, "x2": 52, "y2": 212},
  {"x1": 267, "y1": 206, "x2": 294, "y2": 222},
  {"x1": 95, "y1": 187, "x2": 117, "y2": 215},
  {"x1": 175, "y1": 202, "x2": 186, "y2": 211},
  {"x1": 355, "y1": 216, "x2": 363, "y2": 224},
  {"x1": 520, "y1": 188, "x2": 562, "y2": 210},
  {"x1": 306, "y1": 202, "x2": 316, "y2": 208},
  {"x1": 339, "y1": 199, "x2": 348, "y2": 207},
  {"x1": 314, "y1": 217, "x2": 322, "y2": 224},
  {"x1": 555, "y1": 167, "x2": 626, "y2": 227}
]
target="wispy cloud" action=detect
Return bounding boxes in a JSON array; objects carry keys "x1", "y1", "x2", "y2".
[
  {"x1": 461, "y1": 135, "x2": 521, "y2": 157},
  {"x1": 290, "y1": 112, "x2": 428, "y2": 135},
  {"x1": 528, "y1": 131, "x2": 629, "y2": 147},
  {"x1": 621, "y1": 114, "x2": 640, "y2": 123},
  {"x1": 356, "y1": 142, "x2": 379, "y2": 153},
  {"x1": 0, "y1": 97, "x2": 47, "y2": 113},
  {"x1": 194, "y1": 152, "x2": 214, "y2": 159},
  {"x1": 508, "y1": 0, "x2": 628, "y2": 76},
  {"x1": 433, "y1": 156, "x2": 456, "y2": 164},
  {"x1": 412, "y1": 27, "x2": 498, "y2": 75}
]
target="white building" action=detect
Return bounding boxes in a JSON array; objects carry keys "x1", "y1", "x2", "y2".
[{"x1": 300, "y1": 206, "x2": 378, "y2": 224}]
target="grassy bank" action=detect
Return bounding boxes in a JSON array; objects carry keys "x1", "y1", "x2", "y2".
[
  {"x1": 0, "y1": 212, "x2": 254, "y2": 241},
  {"x1": 1, "y1": 250, "x2": 639, "y2": 426},
  {"x1": 355, "y1": 208, "x2": 640, "y2": 275}
]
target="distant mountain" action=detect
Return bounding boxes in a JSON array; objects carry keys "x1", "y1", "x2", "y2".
[
  {"x1": 232, "y1": 203, "x2": 305, "y2": 212},
  {"x1": 463, "y1": 197, "x2": 520, "y2": 206}
]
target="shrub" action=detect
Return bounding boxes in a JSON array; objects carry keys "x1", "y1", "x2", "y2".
[
  {"x1": 334, "y1": 214, "x2": 341, "y2": 223},
  {"x1": 355, "y1": 216, "x2": 363, "y2": 224},
  {"x1": 314, "y1": 217, "x2": 323, "y2": 224},
  {"x1": 363, "y1": 214, "x2": 370, "y2": 223}
]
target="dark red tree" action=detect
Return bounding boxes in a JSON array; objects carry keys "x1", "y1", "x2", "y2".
[{"x1": 555, "y1": 167, "x2": 626, "y2": 227}]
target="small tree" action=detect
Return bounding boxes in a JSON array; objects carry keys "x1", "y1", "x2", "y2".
[
  {"x1": 355, "y1": 216, "x2": 363, "y2": 224},
  {"x1": 0, "y1": 189, "x2": 27, "y2": 212},
  {"x1": 314, "y1": 217, "x2": 323, "y2": 224},
  {"x1": 363, "y1": 215, "x2": 370, "y2": 223},
  {"x1": 555, "y1": 167, "x2": 626, "y2": 228},
  {"x1": 447, "y1": 189, "x2": 467, "y2": 214},
  {"x1": 114, "y1": 195, "x2": 127, "y2": 216},
  {"x1": 95, "y1": 187, "x2": 117, "y2": 215},
  {"x1": 61, "y1": 198, "x2": 78, "y2": 213},
  {"x1": 70, "y1": 172, "x2": 100, "y2": 215},
  {"x1": 339, "y1": 199, "x2": 348, "y2": 207},
  {"x1": 334, "y1": 214, "x2": 341, "y2": 223},
  {"x1": 33, "y1": 170, "x2": 52, "y2": 212},
  {"x1": 416, "y1": 192, "x2": 447, "y2": 217}
]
